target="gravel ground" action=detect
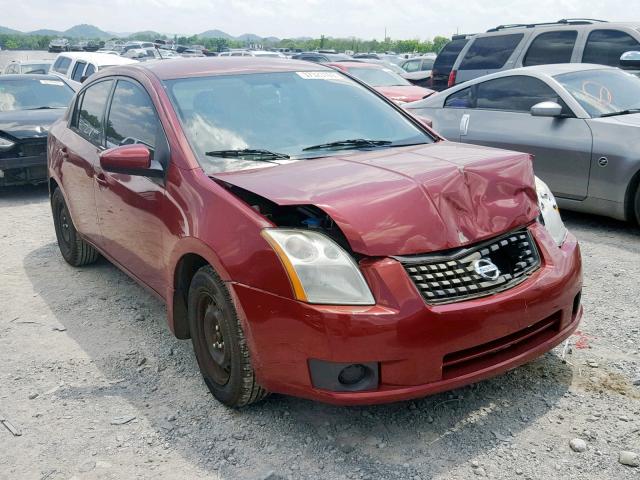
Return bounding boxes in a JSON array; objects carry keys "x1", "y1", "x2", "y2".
[{"x1": 1, "y1": 185, "x2": 639, "y2": 480}]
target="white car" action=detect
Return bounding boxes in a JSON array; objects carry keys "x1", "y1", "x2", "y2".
[{"x1": 50, "y1": 52, "x2": 138, "y2": 87}]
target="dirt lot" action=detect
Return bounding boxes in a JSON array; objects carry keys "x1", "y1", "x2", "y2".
[{"x1": 1, "y1": 184, "x2": 639, "y2": 480}]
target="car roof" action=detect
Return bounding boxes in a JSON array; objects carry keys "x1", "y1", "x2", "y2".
[
  {"x1": 330, "y1": 61, "x2": 384, "y2": 69},
  {"x1": 513, "y1": 63, "x2": 617, "y2": 76},
  {"x1": 0, "y1": 73, "x2": 69, "y2": 81},
  {"x1": 10, "y1": 60, "x2": 53, "y2": 64},
  {"x1": 483, "y1": 20, "x2": 640, "y2": 34},
  {"x1": 56, "y1": 52, "x2": 138, "y2": 66},
  {"x1": 135, "y1": 57, "x2": 333, "y2": 80}
]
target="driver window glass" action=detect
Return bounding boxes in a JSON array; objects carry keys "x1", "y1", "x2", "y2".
[
  {"x1": 71, "y1": 61, "x2": 86, "y2": 82},
  {"x1": 444, "y1": 86, "x2": 475, "y2": 108},
  {"x1": 77, "y1": 80, "x2": 113, "y2": 145},
  {"x1": 476, "y1": 76, "x2": 563, "y2": 112},
  {"x1": 106, "y1": 80, "x2": 159, "y2": 154},
  {"x1": 84, "y1": 64, "x2": 96, "y2": 79}
]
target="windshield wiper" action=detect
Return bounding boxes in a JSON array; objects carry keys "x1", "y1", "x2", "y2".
[
  {"x1": 25, "y1": 106, "x2": 64, "y2": 110},
  {"x1": 205, "y1": 149, "x2": 290, "y2": 161},
  {"x1": 302, "y1": 139, "x2": 392, "y2": 152},
  {"x1": 600, "y1": 109, "x2": 640, "y2": 118}
]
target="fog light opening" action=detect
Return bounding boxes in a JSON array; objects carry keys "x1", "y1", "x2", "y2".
[
  {"x1": 572, "y1": 290, "x2": 582, "y2": 318},
  {"x1": 338, "y1": 364, "x2": 368, "y2": 386}
]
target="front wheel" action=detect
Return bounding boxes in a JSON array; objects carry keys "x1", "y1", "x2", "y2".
[
  {"x1": 634, "y1": 184, "x2": 640, "y2": 225},
  {"x1": 188, "y1": 265, "x2": 268, "y2": 407},
  {"x1": 51, "y1": 188, "x2": 99, "y2": 267}
]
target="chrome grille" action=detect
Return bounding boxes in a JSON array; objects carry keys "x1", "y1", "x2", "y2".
[{"x1": 398, "y1": 229, "x2": 541, "y2": 305}]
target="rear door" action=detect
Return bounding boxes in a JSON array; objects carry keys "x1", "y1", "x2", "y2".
[
  {"x1": 455, "y1": 33, "x2": 527, "y2": 84},
  {"x1": 94, "y1": 78, "x2": 169, "y2": 294},
  {"x1": 461, "y1": 75, "x2": 592, "y2": 199},
  {"x1": 59, "y1": 79, "x2": 114, "y2": 240}
]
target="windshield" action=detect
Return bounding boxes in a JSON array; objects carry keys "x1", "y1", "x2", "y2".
[
  {"x1": 0, "y1": 78, "x2": 73, "y2": 111},
  {"x1": 165, "y1": 71, "x2": 432, "y2": 173},
  {"x1": 554, "y1": 69, "x2": 640, "y2": 117},
  {"x1": 346, "y1": 67, "x2": 411, "y2": 87},
  {"x1": 21, "y1": 63, "x2": 51, "y2": 74}
]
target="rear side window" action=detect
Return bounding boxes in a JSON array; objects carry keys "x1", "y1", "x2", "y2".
[
  {"x1": 583, "y1": 29, "x2": 640, "y2": 67},
  {"x1": 459, "y1": 34, "x2": 524, "y2": 70},
  {"x1": 71, "y1": 61, "x2": 86, "y2": 82},
  {"x1": 403, "y1": 59, "x2": 421, "y2": 72},
  {"x1": 524, "y1": 30, "x2": 578, "y2": 66},
  {"x1": 106, "y1": 80, "x2": 160, "y2": 153},
  {"x1": 433, "y1": 38, "x2": 469, "y2": 73},
  {"x1": 84, "y1": 64, "x2": 96, "y2": 78},
  {"x1": 444, "y1": 87, "x2": 474, "y2": 108},
  {"x1": 476, "y1": 76, "x2": 561, "y2": 112},
  {"x1": 52, "y1": 56, "x2": 71, "y2": 74},
  {"x1": 75, "y1": 80, "x2": 114, "y2": 145}
]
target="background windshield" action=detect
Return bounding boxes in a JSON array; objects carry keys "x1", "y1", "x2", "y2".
[
  {"x1": 166, "y1": 71, "x2": 431, "y2": 173},
  {"x1": 0, "y1": 78, "x2": 73, "y2": 111},
  {"x1": 21, "y1": 63, "x2": 51, "y2": 74},
  {"x1": 554, "y1": 69, "x2": 640, "y2": 117},
  {"x1": 347, "y1": 67, "x2": 411, "y2": 87}
]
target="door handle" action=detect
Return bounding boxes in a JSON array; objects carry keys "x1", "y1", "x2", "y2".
[
  {"x1": 460, "y1": 114, "x2": 470, "y2": 136},
  {"x1": 95, "y1": 173, "x2": 108, "y2": 187},
  {"x1": 60, "y1": 147, "x2": 68, "y2": 158}
]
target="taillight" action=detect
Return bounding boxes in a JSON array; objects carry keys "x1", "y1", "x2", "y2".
[{"x1": 447, "y1": 70, "x2": 457, "y2": 88}]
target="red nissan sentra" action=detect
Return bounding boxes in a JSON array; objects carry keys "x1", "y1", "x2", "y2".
[{"x1": 47, "y1": 58, "x2": 582, "y2": 407}]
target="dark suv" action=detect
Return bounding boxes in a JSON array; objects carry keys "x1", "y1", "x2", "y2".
[
  {"x1": 430, "y1": 34, "x2": 474, "y2": 91},
  {"x1": 448, "y1": 19, "x2": 640, "y2": 87}
]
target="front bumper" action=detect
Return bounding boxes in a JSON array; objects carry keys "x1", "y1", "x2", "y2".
[
  {"x1": 231, "y1": 223, "x2": 583, "y2": 405},
  {"x1": 0, "y1": 154, "x2": 48, "y2": 186}
]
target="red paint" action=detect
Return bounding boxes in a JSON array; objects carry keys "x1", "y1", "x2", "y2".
[
  {"x1": 329, "y1": 62, "x2": 435, "y2": 103},
  {"x1": 100, "y1": 145, "x2": 151, "y2": 171},
  {"x1": 48, "y1": 58, "x2": 583, "y2": 405}
]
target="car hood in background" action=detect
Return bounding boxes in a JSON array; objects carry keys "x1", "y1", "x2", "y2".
[
  {"x1": 0, "y1": 108, "x2": 66, "y2": 140},
  {"x1": 375, "y1": 85, "x2": 435, "y2": 103},
  {"x1": 213, "y1": 142, "x2": 538, "y2": 256}
]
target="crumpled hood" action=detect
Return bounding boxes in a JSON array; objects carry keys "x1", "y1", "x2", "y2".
[
  {"x1": 375, "y1": 85, "x2": 434, "y2": 103},
  {"x1": 0, "y1": 109, "x2": 65, "y2": 140},
  {"x1": 213, "y1": 142, "x2": 539, "y2": 256}
]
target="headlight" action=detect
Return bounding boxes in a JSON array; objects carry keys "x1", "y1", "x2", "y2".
[
  {"x1": 261, "y1": 229, "x2": 375, "y2": 305},
  {"x1": 0, "y1": 136, "x2": 15, "y2": 151},
  {"x1": 535, "y1": 177, "x2": 567, "y2": 246}
]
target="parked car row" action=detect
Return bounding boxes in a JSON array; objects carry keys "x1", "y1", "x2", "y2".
[{"x1": 4, "y1": 18, "x2": 640, "y2": 409}]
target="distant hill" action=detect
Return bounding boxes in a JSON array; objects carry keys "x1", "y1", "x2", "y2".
[
  {"x1": 198, "y1": 29, "x2": 233, "y2": 39},
  {"x1": 237, "y1": 33, "x2": 263, "y2": 42},
  {"x1": 28, "y1": 29, "x2": 62, "y2": 36},
  {"x1": 63, "y1": 24, "x2": 111, "y2": 39},
  {"x1": 0, "y1": 25, "x2": 22, "y2": 35}
]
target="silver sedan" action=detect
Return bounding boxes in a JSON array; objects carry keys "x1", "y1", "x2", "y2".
[{"x1": 405, "y1": 64, "x2": 640, "y2": 223}]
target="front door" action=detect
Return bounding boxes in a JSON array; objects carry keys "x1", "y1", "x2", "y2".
[{"x1": 93, "y1": 79, "x2": 169, "y2": 294}]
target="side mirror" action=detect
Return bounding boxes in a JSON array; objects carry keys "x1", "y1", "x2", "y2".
[
  {"x1": 100, "y1": 144, "x2": 163, "y2": 177},
  {"x1": 79, "y1": 75, "x2": 88, "y2": 83},
  {"x1": 620, "y1": 51, "x2": 640, "y2": 68},
  {"x1": 530, "y1": 101, "x2": 563, "y2": 118},
  {"x1": 416, "y1": 115, "x2": 433, "y2": 129}
]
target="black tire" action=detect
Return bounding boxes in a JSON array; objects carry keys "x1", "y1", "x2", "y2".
[
  {"x1": 634, "y1": 184, "x2": 640, "y2": 225},
  {"x1": 51, "y1": 188, "x2": 99, "y2": 267},
  {"x1": 188, "y1": 265, "x2": 268, "y2": 407}
]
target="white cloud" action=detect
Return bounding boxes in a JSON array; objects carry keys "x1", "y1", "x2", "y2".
[{"x1": 1, "y1": 0, "x2": 638, "y2": 40}]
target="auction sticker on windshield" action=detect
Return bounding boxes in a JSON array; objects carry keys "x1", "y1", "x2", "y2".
[
  {"x1": 296, "y1": 71, "x2": 343, "y2": 80},
  {"x1": 40, "y1": 80, "x2": 65, "y2": 86}
]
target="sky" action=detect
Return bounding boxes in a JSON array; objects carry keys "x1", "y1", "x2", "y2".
[{"x1": 1, "y1": 0, "x2": 639, "y2": 40}]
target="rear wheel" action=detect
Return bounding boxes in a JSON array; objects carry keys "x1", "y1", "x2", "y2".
[
  {"x1": 188, "y1": 265, "x2": 268, "y2": 407},
  {"x1": 51, "y1": 188, "x2": 99, "y2": 267},
  {"x1": 634, "y1": 184, "x2": 640, "y2": 225}
]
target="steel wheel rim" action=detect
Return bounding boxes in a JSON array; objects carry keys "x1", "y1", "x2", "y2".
[
  {"x1": 57, "y1": 203, "x2": 72, "y2": 246},
  {"x1": 198, "y1": 292, "x2": 231, "y2": 385}
]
